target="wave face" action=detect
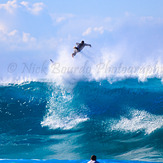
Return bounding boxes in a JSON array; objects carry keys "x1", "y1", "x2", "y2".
[{"x1": 0, "y1": 78, "x2": 163, "y2": 162}]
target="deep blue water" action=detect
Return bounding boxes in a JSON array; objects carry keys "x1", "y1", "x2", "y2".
[{"x1": 0, "y1": 78, "x2": 162, "y2": 162}]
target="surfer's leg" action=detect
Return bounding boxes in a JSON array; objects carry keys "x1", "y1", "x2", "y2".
[
  {"x1": 72, "y1": 52, "x2": 76, "y2": 57},
  {"x1": 74, "y1": 47, "x2": 78, "y2": 50}
]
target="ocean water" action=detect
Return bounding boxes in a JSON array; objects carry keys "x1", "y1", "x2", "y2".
[
  {"x1": 0, "y1": 77, "x2": 162, "y2": 162},
  {"x1": 1, "y1": 37, "x2": 163, "y2": 162}
]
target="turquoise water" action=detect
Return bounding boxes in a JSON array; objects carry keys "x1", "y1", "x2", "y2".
[{"x1": 0, "y1": 78, "x2": 162, "y2": 162}]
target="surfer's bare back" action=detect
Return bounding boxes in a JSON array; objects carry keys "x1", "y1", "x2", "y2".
[{"x1": 72, "y1": 40, "x2": 91, "y2": 57}]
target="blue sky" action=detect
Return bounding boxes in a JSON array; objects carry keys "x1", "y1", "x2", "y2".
[
  {"x1": 0, "y1": 0, "x2": 163, "y2": 82},
  {"x1": 44, "y1": 0, "x2": 163, "y2": 17},
  {"x1": 0, "y1": 0, "x2": 163, "y2": 53}
]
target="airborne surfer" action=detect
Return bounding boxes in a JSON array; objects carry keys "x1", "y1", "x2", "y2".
[{"x1": 72, "y1": 40, "x2": 91, "y2": 57}]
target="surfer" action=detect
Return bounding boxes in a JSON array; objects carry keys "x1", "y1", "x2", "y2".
[
  {"x1": 88, "y1": 155, "x2": 100, "y2": 163},
  {"x1": 72, "y1": 40, "x2": 91, "y2": 57}
]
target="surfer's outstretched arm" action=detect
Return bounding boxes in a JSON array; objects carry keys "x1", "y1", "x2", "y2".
[
  {"x1": 84, "y1": 43, "x2": 91, "y2": 47},
  {"x1": 76, "y1": 43, "x2": 80, "y2": 45}
]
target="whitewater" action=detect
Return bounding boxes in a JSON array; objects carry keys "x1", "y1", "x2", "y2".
[{"x1": 0, "y1": 41, "x2": 163, "y2": 163}]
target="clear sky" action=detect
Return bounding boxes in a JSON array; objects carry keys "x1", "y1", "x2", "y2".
[
  {"x1": 0, "y1": 0, "x2": 163, "y2": 82},
  {"x1": 44, "y1": 0, "x2": 163, "y2": 17}
]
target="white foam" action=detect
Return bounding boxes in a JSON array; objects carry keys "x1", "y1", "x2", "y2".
[
  {"x1": 47, "y1": 44, "x2": 163, "y2": 85},
  {"x1": 41, "y1": 114, "x2": 88, "y2": 130},
  {"x1": 0, "y1": 41, "x2": 163, "y2": 85},
  {"x1": 0, "y1": 40, "x2": 163, "y2": 86},
  {"x1": 0, "y1": 77, "x2": 38, "y2": 86},
  {"x1": 110, "y1": 109, "x2": 163, "y2": 134},
  {"x1": 41, "y1": 85, "x2": 88, "y2": 130},
  {"x1": 47, "y1": 46, "x2": 94, "y2": 85}
]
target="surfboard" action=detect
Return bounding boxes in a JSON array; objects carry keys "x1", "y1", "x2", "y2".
[{"x1": 50, "y1": 59, "x2": 54, "y2": 63}]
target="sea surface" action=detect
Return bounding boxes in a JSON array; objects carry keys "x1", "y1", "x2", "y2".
[{"x1": 0, "y1": 78, "x2": 162, "y2": 162}]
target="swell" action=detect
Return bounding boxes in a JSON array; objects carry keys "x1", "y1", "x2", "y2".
[
  {"x1": 0, "y1": 82, "x2": 49, "y2": 134},
  {"x1": 0, "y1": 79, "x2": 162, "y2": 132},
  {"x1": 0, "y1": 79, "x2": 162, "y2": 161}
]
